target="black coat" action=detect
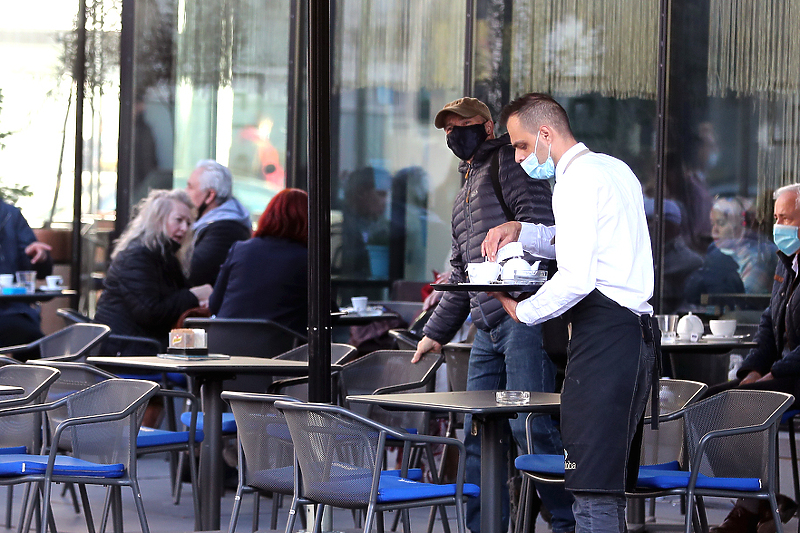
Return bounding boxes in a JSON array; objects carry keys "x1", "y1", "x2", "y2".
[
  {"x1": 209, "y1": 236, "x2": 308, "y2": 335},
  {"x1": 423, "y1": 134, "x2": 555, "y2": 344},
  {"x1": 739, "y1": 251, "x2": 800, "y2": 379},
  {"x1": 95, "y1": 240, "x2": 198, "y2": 352},
  {"x1": 189, "y1": 220, "x2": 252, "y2": 287}
]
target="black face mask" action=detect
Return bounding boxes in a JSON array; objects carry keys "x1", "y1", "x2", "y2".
[{"x1": 446, "y1": 123, "x2": 488, "y2": 161}]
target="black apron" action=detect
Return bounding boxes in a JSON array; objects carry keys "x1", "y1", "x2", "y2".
[{"x1": 561, "y1": 289, "x2": 656, "y2": 493}]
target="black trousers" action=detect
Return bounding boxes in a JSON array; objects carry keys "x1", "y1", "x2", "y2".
[{"x1": 0, "y1": 313, "x2": 43, "y2": 361}]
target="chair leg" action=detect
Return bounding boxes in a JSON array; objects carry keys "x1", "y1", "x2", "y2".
[
  {"x1": 130, "y1": 479, "x2": 151, "y2": 533},
  {"x1": 284, "y1": 496, "x2": 300, "y2": 533},
  {"x1": 313, "y1": 504, "x2": 326, "y2": 533},
  {"x1": 78, "y1": 484, "x2": 96, "y2": 533},
  {"x1": 696, "y1": 496, "x2": 709, "y2": 533},
  {"x1": 6, "y1": 485, "x2": 13, "y2": 529},
  {"x1": 110, "y1": 487, "x2": 123, "y2": 533},
  {"x1": 228, "y1": 487, "x2": 244, "y2": 533},
  {"x1": 254, "y1": 492, "x2": 262, "y2": 532},
  {"x1": 789, "y1": 418, "x2": 800, "y2": 509}
]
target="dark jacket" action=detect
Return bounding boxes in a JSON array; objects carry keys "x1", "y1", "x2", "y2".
[
  {"x1": 422, "y1": 134, "x2": 555, "y2": 344},
  {"x1": 209, "y1": 236, "x2": 308, "y2": 335},
  {"x1": 95, "y1": 239, "x2": 199, "y2": 352},
  {"x1": 0, "y1": 200, "x2": 52, "y2": 322},
  {"x1": 189, "y1": 197, "x2": 252, "y2": 287},
  {"x1": 738, "y1": 251, "x2": 800, "y2": 379}
]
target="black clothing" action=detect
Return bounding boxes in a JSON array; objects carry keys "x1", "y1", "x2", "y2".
[
  {"x1": 189, "y1": 220, "x2": 252, "y2": 287},
  {"x1": 561, "y1": 290, "x2": 654, "y2": 493},
  {"x1": 95, "y1": 240, "x2": 199, "y2": 353},
  {"x1": 422, "y1": 134, "x2": 555, "y2": 344},
  {"x1": 738, "y1": 251, "x2": 800, "y2": 379},
  {"x1": 209, "y1": 236, "x2": 308, "y2": 335}
]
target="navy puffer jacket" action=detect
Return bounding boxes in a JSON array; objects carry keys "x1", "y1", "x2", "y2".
[
  {"x1": 422, "y1": 134, "x2": 555, "y2": 344},
  {"x1": 738, "y1": 251, "x2": 800, "y2": 379}
]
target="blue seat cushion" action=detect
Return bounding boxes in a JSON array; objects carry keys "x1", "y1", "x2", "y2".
[
  {"x1": 0, "y1": 446, "x2": 27, "y2": 455},
  {"x1": 782, "y1": 409, "x2": 800, "y2": 424},
  {"x1": 515, "y1": 454, "x2": 565, "y2": 476},
  {"x1": 248, "y1": 466, "x2": 425, "y2": 496},
  {"x1": 115, "y1": 372, "x2": 187, "y2": 386},
  {"x1": 0, "y1": 454, "x2": 125, "y2": 478},
  {"x1": 375, "y1": 476, "x2": 480, "y2": 503},
  {"x1": 636, "y1": 468, "x2": 762, "y2": 492},
  {"x1": 137, "y1": 426, "x2": 204, "y2": 447},
  {"x1": 180, "y1": 412, "x2": 237, "y2": 434}
]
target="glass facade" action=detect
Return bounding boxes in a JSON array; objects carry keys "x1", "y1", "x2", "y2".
[{"x1": 5, "y1": 0, "x2": 800, "y2": 319}]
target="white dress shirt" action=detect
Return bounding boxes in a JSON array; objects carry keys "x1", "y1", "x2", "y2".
[{"x1": 516, "y1": 142, "x2": 654, "y2": 325}]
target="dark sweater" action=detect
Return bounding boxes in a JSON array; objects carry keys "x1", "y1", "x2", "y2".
[{"x1": 209, "y1": 236, "x2": 308, "y2": 335}]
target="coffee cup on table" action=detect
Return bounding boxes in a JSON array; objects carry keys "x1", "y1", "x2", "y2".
[
  {"x1": 0, "y1": 274, "x2": 13, "y2": 288},
  {"x1": 45, "y1": 275, "x2": 63, "y2": 290},
  {"x1": 351, "y1": 296, "x2": 369, "y2": 314},
  {"x1": 709, "y1": 319, "x2": 737, "y2": 337}
]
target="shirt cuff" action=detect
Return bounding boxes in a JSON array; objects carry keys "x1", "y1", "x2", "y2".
[{"x1": 515, "y1": 297, "x2": 544, "y2": 325}]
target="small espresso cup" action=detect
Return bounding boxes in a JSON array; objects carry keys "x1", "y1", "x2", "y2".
[
  {"x1": 351, "y1": 296, "x2": 369, "y2": 313},
  {"x1": 45, "y1": 275, "x2": 64, "y2": 290}
]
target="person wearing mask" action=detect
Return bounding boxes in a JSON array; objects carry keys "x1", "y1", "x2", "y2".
[
  {"x1": 185, "y1": 160, "x2": 252, "y2": 286},
  {"x1": 0, "y1": 197, "x2": 52, "y2": 352},
  {"x1": 209, "y1": 188, "x2": 308, "y2": 336},
  {"x1": 702, "y1": 184, "x2": 800, "y2": 533},
  {"x1": 412, "y1": 97, "x2": 575, "y2": 533},
  {"x1": 94, "y1": 189, "x2": 213, "y2": 353},
  {"x1": 482, "y1": 93, "x2": 656, "y2": 533}
]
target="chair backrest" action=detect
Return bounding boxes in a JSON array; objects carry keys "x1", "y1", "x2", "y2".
[
  {"x1": 36, "y1": 323, "x2": 111, "y2": 362},
  {"x1": 276, "y1": 400, "x2": 388, "y2": 508},
  {"x1": 442, "y1": 343, "x2": 471, "y2": 393},
  {"x1": 272, "y1": 343, "x2": 358, "y2": 365},
  {"x1": 338, "y1": 350, "x2": 443, "y2": 431},
  {"x1": 56, "y1": 308, "x2": 92, "y2": 325},
  {"x1": 0, "y1": 364, "x2": 61, "y2": 452},
  {"x1": 640, "y1": 379, "x2": 708, "y2": 467},
  {"x1": 222, "y1": 392, "x2": 301, "y2": 495},
  {"x1": 679, "y1": 389, "x2": 792, "y2": 481},
  {"x1": 184, "y1": 317, "x2": 307, "y2": 358},
  {"x1": 387, "y1": 329, "x2": 421, "y2": 351},
  {"x1": 48, "y1": 379, "x2": 159, "y2": 469}
]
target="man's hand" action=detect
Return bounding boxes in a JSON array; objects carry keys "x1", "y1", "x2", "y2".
[
  {"x1": 411, "y1": 336, "x2": 442, "y2": 363},
  {"x1": 25, "y1": 242, "x2": 52, "y2": 264},
  {"x1": 482, "y1": 222, "x2": 522, "y2": 261},
  {"x1": 190, "y1": 284, "x2": 213, "y2": 308},
  {"x1": 739, "y1": 370, "x2": 763, "y2": 386},
  {"x1": 487, "y1": 291, "x2": 521, "y2": 322},
  {"x1": 756, "y1": 372, "x2": 774, "y2": 383}
]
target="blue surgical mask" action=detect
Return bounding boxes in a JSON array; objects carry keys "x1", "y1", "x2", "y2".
[
  {"x1": 773, "y1": 224, "x2": 800, "y2": 256},
  {"x1": 520, "y1": 131, "x2": 555, "y2": 180}
]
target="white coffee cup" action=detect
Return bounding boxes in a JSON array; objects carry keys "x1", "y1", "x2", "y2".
[
  {"x1": 709, "y1": 319, "x2": 737, "y2": 337},
  {"x1": 351, "y1": 296, "x2": 368, "y2": 313},
  {"x1": 467, "y1": 261, "x2": 501, "y2": 284},
  {"x1": 0, "y1": 274, "x2": 13, "y2": 288},
  {"x1": 45, "y1": 275, "x2": 63, "y2": 289}
]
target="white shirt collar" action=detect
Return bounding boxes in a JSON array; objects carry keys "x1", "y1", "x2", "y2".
[{"x1": 555, "y1": 142, "x2": 588, "y2": 181}]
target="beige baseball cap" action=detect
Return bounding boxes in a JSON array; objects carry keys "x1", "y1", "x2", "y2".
[{"x1": 434, "y1": 97, "x2": 492, "y2": 129}]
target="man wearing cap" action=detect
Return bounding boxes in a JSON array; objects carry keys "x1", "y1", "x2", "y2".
[{"x1": 411, "y1": 97, "x2": 575, "y2": 533}]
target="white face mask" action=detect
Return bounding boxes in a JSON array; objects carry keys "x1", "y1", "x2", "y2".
[{"x1": 520, "y1": 131, "x2": 555, "y2": 180}]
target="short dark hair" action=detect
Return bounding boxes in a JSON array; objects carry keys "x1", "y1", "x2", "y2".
[{"x1": 500, "y1": 93, "x2": 572, "y2": 136}]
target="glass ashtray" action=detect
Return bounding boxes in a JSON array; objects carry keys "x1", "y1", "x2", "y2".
[
  {"x1": 495, "y1": 391, "x2": 530, "y2": 405},
  {"x1": 513, "y1": 270, "x2": 547, "y2": 283}
]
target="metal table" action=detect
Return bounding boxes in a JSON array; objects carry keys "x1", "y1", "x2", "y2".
[
  {"x1": 0, "y1": 289, "x2": 76, "y2": 303},
  {"x1": 661, "y1": 337, "x2": 757, "y2": 384},
  {"x1": 88, "y1": 355, "x2": 324, "y2": 530},
  {"x1": 347, "y1": 390, "x2": 560, "y2": 533}
]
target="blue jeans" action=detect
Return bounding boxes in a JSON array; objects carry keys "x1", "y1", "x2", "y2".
[
  {"x1": 464, "y1": 316, "x2": 575, "y2": 533},
  {"x1": 572, "y1": 492, "x2": 626, "y2": 533}
]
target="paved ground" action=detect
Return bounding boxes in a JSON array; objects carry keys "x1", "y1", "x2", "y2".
[{"x1": 3, "y1": 432, "x2": 799, "y2": 533}]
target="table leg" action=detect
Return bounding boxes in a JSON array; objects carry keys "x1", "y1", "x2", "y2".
[
  {"x1": 479, "y1": 416, "x2": 504, "y2": 533},
  {"x1": 198, "y1": 378, "x2": 223, "y2": 531}
]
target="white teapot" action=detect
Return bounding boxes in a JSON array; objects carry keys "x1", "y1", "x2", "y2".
[{"x1": 676, "y1": 312, "x2": 704, "y2": 341}]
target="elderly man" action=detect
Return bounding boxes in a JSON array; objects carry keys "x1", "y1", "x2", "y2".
[
  {"x1": 185, "y1": 160, "x2": 251, "y2": 286},
  {"x1": 482, "y1": 93, "x2": 656, "y2": 533},
  {"x1": 0, "y1": 197, "x2": 53, "y2": 353},
  {"x1": 413, "y1": 97, "x2": 575, "y2": 533},
  {"x1": 702, "y1": 184, "x2": 800, "y2": 533}
]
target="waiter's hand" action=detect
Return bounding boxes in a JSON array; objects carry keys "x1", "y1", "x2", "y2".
[
  {"x1": 487, "y1": 291, "x2": 520, "y2": 322},
  {"x1": 756, "y1": 372, "x2": 774, "y2": 383},
  {"x1": 25, "y1": 242, "x2": 52, "y2": 264},
  {"x1": 411, "y1": 336, "x2": 442, "y2": 363},
  {"x1": 482, "y1": 222, "x2": 522, "y2": 261},
  {"x1": 739, "y1": 370, "x2": 763, "y2": 385}
]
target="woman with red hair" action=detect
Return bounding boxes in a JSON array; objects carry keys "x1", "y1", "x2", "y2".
[{"x1": 209, "y1": 188, "x2": 308, "y2": 334}]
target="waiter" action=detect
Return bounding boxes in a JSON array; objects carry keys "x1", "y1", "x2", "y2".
[{"x1": 482, "y1": 93, "x2": 657, "y2": 533}]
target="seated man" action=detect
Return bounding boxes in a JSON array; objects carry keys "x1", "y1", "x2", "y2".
[
  {"x1": 707, "y1": 183, "x2": 800, "y2": 533},
  {"x1": 0, "y1": 198, "x2": 52, "y2": 352}
]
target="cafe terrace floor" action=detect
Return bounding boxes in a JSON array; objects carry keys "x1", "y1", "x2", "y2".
[{"x1": 8, "y1": 434, "x2": 800, "y2": 533}]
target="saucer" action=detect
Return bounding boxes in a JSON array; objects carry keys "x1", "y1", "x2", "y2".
[{"x1": 703, "y1": 334, "x2": 745, "y2": 342}]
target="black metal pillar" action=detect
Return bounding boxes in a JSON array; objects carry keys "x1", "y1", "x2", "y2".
[
  {"x1": 307, "y1": 0, "x2": 332, "y2": 403},
  {"x1": 464, "y1": 0, "x2": 475, "y2": 95},
  {"x1": 116, "y1": 0, "x2": 135, "y2": 239},
  {"x1": 71, "y1": 0, "x2": 87, "y2": 305}
]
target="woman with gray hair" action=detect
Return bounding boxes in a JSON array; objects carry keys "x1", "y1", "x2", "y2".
[{"x1": 94, "y1": 189, "x2": 213, "y2": 354}]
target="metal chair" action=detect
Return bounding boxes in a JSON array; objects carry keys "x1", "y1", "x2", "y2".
[
  {"x1": 222, "y1": 392, "x2": 304, "y2": 533},
  {"x1": 275, "y1": 399, "x2": 479, "y2": 533},
  {"x1": 29, "y1": 360, "x2": 203, "y2": 530},
  {"x1": 56, "y1": 308, "x2": 163, "y2": 355},
  {"x1": 514, "y1": 378, "x2": 708, "y2": 533},
  {"x1": 0, "y1": 379, "x2": 159, "y2": 533},
  {"x1": 183, "y1": 317, "x2": 307, "y2": 358},
  {"x1": 0, "y1": 324, "x2": 110, "y2": 362}
]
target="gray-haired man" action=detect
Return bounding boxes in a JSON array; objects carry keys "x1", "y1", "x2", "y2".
[{"x1": 185, "y1": 160, "x2": 252, "y2": 286}]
